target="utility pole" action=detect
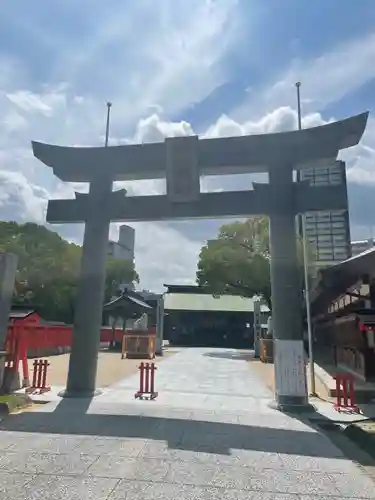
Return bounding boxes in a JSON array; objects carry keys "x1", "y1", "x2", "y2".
[{"x1": 296, "y1": 82, "x2": 316, "y2": 396}]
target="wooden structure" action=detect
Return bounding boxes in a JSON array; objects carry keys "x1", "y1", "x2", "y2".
[
  {"x1": 260, "y1": 338, "x2": 274, "y2": 363},
  {"x1": 162, "y1": 284, "x2": 270, "y2": 348},
  {"x1": 103, "y1": 291, "x2": 154, "y2": 348},
  {"x1": 311, "y1": 248, "x2": 375, "y2": 382},
  {"x1": 314, "y1": 310, "x2": 375, "y2": 381},
  {"x1": 121, "y1": 331, "x2": 156, "y2": 359}
]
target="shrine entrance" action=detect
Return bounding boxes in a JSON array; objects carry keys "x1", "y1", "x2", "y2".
[{"x1": 32, "y1": 111, "x2": 368, "y2": 411}]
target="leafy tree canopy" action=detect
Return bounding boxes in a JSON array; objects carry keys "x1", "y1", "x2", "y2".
[
  {"x1": 0, "y1": 221, "x2": 139, "y2": 323},
  {"x1": 196, "y1": 217, "x2": 310, "y2": 308},
  {"x1": 105, "y1": 258, "x2": 139, "y2": 301}
]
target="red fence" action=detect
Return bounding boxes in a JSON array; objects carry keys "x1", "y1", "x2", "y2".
[
  {"x1": 134, "y1": 362, "x2": 158, "y2": 400},
  {"x1": 4, "y1": 317, "x2": 156, "y2": 388},
  {"x1": 26, "y1": 359, "x2": 50, "y2": 394},
  {"x1": 334, "y1": 372, "x2": 361, "y2": 414},
  {"x1": 6, "y1": 323, "x2": 155, "y2": 351}
]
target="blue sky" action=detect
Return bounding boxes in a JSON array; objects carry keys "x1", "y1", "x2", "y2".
[{"x1": 0, "y1": 0, "x2": 374, "y2": 290}]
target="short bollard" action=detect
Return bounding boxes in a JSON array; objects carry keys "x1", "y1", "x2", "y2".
[
  {"x1": 333, "y1": 372, "x2": 361, "y2": 414},
  {"x1": 26, "y1": 359, "x2": 51, "y2": 395},
  {"x1": 134, "y1": 362, "x2": 158, "y2": 400}
]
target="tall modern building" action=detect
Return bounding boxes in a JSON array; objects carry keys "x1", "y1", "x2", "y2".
[
  {"x1": 108, "y1": 224, "x2": 135, "y2": 262},
  {"x1": 108, "y1": 225, "x2": 136, "y2": 292},
  {"x1": 300, "y1": 160, "x2": 351, "y2": 273}
]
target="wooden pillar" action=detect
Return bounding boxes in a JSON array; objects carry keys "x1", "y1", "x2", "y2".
[{"x1": 369, "y1": 277, "x2": 375, "y2": 308}]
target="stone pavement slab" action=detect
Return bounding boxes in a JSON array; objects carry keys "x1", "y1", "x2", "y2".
[
  {"x1": 101, "y1": 347, "x2": 275, "y2": 413},
  {"x1": 0, "y1": 347, "x2": 374, "y2": 499},
  {"x1": 311, "y1": 397, "x2": 375, "y2": 422}
]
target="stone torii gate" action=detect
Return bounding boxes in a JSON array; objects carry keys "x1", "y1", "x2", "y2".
[{"x1": 32, "y1": 111, "x2": 368, "y2": 411}]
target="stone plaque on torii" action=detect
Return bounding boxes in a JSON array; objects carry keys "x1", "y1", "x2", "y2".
[{"x1": 32, "y1": 111, "x2": 368, "y2": 411}]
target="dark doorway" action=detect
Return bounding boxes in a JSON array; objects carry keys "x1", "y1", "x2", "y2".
[{"x1": 164, "y1": 310, "x2": 254, "y2": 349}]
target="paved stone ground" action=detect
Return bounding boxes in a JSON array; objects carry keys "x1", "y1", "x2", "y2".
[
  {"x1": 0, "y1": 347, "x2": 374, "y2": 499},
  {"x1": 32, "y1": 347, "x2": 175, "y2": 389}
]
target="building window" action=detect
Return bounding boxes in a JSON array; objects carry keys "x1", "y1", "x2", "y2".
[
  {"x1": 316, "y1": 224, "x2": 333, "y2": 232},
  {"x1": 334, "y1": 251, "x2": 347, "y2": 260},
  {"x1": 316, "y1": 214, "x2": 332, "y2": 221},
  {"x1": 300, "y1": 162, "x2": 350, "y2": 267},
  {"x1": 317, "y1": 235, "x2": 332, "y2": 242},
  {"x1": 317, "y1": 253, "x2": 334, "y2": 260},
  {"x1": 329, "y1": 174, "x2": 342, "y2": 184},
  {"x1": 316, "y1": 236, "x2": 332, "y2": 245}
]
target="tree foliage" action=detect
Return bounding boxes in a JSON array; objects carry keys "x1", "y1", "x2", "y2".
[
  {"x1": 0, "y1": 221, "x2": 139, "y2": 323},
  {"x1": 196, "y1": 217, "x2": 309, "y2": 308},
  {"x1": 105, "y1": 258, "x2": 139, "y2": 302}
]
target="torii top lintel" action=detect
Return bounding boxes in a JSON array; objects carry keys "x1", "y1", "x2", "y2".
[{"x1": 32, "y1": 112, "x2": 368, "y2": 183}]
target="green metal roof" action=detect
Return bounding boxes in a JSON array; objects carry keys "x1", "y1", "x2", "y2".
[{"x1": 163, "y1": 293, "x2": 270, "y2": 313}]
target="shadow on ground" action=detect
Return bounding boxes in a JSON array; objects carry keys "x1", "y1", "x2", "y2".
[
  {"x1": 204, "y1": 351, "x2": 254, "y2": 361},
  {"x1": 0, "y1": 397, "x2": 366, "y2": 462}
]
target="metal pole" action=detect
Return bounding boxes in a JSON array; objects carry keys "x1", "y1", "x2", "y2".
[
  {"x1": 296, "y1": 82, "x2": 302, "y2": 131},
  {"x1": 156, "y1": 294, "x2": 164, "y2": 356},
  {"x1": 295, "y1": 82, "x2": 316, "y2": 396},
  {"x1": 105, "y1": 102, "x2": 112, "y2": 147},
  {"x1": 253, "y1": 297, "x2": 261, "y2": 358}
]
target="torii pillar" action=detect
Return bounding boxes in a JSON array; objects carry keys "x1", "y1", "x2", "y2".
[
  {"x1": 63, "y1": 177, "x2": 113, "y2": 397},
  {"x1": 268, "y1": 164, "x2": 309, "y2": 409}
]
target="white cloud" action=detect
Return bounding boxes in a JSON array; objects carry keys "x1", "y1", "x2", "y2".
[
  {"x1": 0, "y1": 0, "x2": 242, "y2": 144},
  {"x1": 0, "y1": 170, "x2": 48, "y2": 223},
  {"x1": 1, "y1": 97, "x2": 371, "y2": 290},
  {"x1": 131, "y1": 114, "x2": 195, "y2": 144},
  {"x1": 235, "y1": 30, "x2": 375, "y2": 120},
  {"x1": 344, "y1": 118, "x2": 375, "y2": 185},
  {"x1": 205, "y1": 106, "x2": 327, "y2": 138},
  {"x1": 0, "y1": 55, "x2": 25, "y2": 90},
  {"x1": 0, "y1": 0, "x2": 244, "y2": 293},
  {"x1": 6, "y1": 90, "x2": 65, "y2": 116},
  {"x1": 2, "y1": 110, "x2": 27, "y2": 133},
  {"x1": 0, "y1": 4, "x2": 374, "y2": 290},
  {"x1": 51, "y1": 0, "x2": 241, "y2": 129}
]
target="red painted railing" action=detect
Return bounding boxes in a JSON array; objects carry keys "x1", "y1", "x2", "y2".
[
  {"x1": 334, "y1": 372, "x2": 361, "y2": 414},
  {"x1": 134, "y1": 362, "x2": 158, "y2": 400},
  {"x1": 3, "y1": 317, "x2": 156, "y2": 388},
  {"x1": 26, "y1": 359, "x2": 51, "y2": 394}
]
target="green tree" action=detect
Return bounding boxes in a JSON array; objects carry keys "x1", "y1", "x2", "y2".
[
  {"x1": 0, "y1": 221, "x2": 139, "y2": 323},
  {"x1": 0, "y1": 222, "x2": 80, "y2": 322},
  {"x1": 196, "y1": 216, "x2": 311, "y2": 308},
  {"x1": 105, "y1": 258, "x2": 139, "y2": 302}
]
